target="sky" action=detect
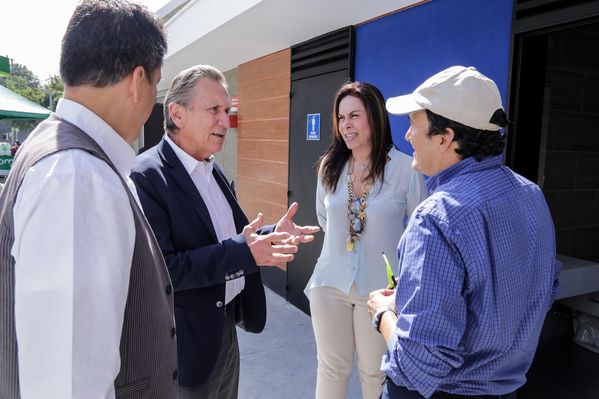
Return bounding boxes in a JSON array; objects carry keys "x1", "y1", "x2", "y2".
[{"x1": 1, "y1": 0, "x2": 168, "y2": 82}]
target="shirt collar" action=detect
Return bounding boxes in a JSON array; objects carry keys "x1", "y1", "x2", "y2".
[
  {"x1": 427, "y1": 155, "x2": 504, "y2": 193},
  {"x1": 55, "y1": 98, "x2": 136, "y2": 181},
  {"x1": 164, "y1": 134, "x2": 214, "y2": 177}
]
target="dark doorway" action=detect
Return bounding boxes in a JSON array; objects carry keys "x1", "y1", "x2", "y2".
[
  {"x1": 141, "y1": 103, "x2": 164, "y2": 154},
  {"x1": 286, "y1": 27, "x2": 354, "y2": 314},
  {"x1": 509, "y1": 1, "x2": 599, "y2": 397},
  {"x1": 509, "y1": 11, "x2": 599, "y2": 267}
]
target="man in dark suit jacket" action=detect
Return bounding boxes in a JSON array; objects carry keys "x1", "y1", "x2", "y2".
[{"x1": 131, "y1": 65, "x2": 319, "y2": 399}]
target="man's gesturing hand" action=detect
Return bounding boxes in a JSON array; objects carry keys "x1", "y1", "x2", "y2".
[
  {"x1": 275, "y1": 202, "x2": 320, "y2": 245},
  {"x1": 243, "y1": 212, "x2": 299, "y2": 266}
]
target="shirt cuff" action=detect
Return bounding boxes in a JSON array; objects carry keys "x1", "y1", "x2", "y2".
[{"x1": 384, "y1": 333, "x2": 441, "y2": 399}]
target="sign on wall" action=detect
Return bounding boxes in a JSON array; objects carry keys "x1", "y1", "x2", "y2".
[{"x1": 306, "y1": 113, "x2": 320, "y2": 141}]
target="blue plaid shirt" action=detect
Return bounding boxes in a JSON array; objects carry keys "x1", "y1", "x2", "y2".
[{"x1": 382, "y1": 155, "x2": 560, "y2": 398}]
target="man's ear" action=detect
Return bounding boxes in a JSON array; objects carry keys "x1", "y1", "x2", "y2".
[
  {"x1": 438, "y1": 127, "x2": 456, "y2": 153},
  {"x1": 168, "y1": 102, "x2": 185, "y2": 129},
  {"x1": 130, "y1": 66, "x2": 146, "y2": 104}
]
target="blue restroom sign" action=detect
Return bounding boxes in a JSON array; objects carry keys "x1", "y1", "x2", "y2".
[{"x1": 306, "y1": 113, "x2": 320, "y2": 141}]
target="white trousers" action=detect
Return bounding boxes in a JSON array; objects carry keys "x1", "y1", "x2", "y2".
[{"x1": 309, "y1": 285, "x2": 387, "y2": 399}]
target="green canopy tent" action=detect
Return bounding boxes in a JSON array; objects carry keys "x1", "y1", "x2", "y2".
[
  {"x1": 0, "y1": 84, "x2": 51, "y2": 177},
  {"x1": 0, "y1": 84, "x2": 51, "y2": 120}
]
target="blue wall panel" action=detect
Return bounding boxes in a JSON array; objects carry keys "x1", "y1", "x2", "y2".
[{"x1": 355, "y1": 0, "x2": 513, "y2": 154}]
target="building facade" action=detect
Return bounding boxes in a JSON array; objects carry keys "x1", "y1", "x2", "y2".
[{"x1": 143, "y1": 1, "x2": 599, "y2": 396}]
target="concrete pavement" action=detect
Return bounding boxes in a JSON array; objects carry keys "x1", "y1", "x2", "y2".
[{"x1": 238, "y1": 287, "x2": 362, "y2": 399}]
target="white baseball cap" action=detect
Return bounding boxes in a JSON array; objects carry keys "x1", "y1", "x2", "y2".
[{"x1": 386, "y1": 66, "x2": 505, "y2": 131}]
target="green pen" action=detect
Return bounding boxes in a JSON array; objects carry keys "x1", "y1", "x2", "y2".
[{"x1": 382, "y1": 251, "x2": 396, "y2": 289}]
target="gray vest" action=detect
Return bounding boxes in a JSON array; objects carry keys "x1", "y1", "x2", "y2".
[{"x1": 0, "y1": 116, "x2": 178, "y2": 398}]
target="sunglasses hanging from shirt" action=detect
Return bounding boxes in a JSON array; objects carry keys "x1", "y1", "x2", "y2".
[{"x1": 346, "y1": 158, "x2": 373, "y2": 252}]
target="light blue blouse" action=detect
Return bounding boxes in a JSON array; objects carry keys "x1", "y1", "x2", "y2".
[{"x1": 305, "y1": 147, "x2": 428, "y2": 298}]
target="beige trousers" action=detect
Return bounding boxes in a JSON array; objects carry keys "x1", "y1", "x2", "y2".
[{"x1": 309, "y1": 285, "x2": 387, "y2": 399}]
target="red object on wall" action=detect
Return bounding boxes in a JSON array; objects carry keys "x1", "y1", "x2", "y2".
[
  {"x1": 229, "y1": 114, "x2": 238, "y2": 128},
  {"x1": 229, "y1": 95, "x2": 239, "y2": 128}
]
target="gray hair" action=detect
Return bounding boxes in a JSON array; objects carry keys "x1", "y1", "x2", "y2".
[{"x1": 163, "y1": 65, "x2": 228, "y2": 133}]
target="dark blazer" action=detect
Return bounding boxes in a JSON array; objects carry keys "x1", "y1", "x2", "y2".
[{"x1": 130, "y1": 138, "x2": 267, "y2": 387}]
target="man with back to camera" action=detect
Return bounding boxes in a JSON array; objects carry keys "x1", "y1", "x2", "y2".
[
  {"x1": 130, "y1": 64, "x2": 320, "y2": 399},
  {"x1": 368, "y1": 66, "x2": 560, "y2": 399},
  {"x1": 0, "y1": 1, "x2": 178, "y2": 398}
]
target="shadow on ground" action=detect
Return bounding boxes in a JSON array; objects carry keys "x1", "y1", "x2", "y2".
[{"x1": 238, "y1": 287, "x2": 362, "y2": 399}]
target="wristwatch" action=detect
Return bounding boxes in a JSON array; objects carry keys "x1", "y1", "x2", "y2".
[{"x1": 372, "y1": 307, "x2": 397, "y2": 333}]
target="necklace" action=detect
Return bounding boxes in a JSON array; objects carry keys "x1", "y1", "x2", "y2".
[
  {"x1": 346, "y1": 159, "x2": 373, "y2": 252},
  {"x1": 355, "y1": 161, "x2": 368, "y2": 173}
]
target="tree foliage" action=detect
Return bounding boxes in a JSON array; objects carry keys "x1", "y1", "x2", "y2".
[
  {"x1": 9, "y1": 63, "x2": 40, "y2": 88},
  {"x1": 0, "y1": 62, "x2": 64, "y2": 111},
  {"x1": 0, "y1": 62, "x2": 64, "y2": 131},
  {"x1": 1, "y1": 63, "x2": 44, "y2": 105},
  {"x1": 42, "y1": 75, "x2": 64, "y2": 111}
]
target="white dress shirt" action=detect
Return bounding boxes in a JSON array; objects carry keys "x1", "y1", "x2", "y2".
[
  {"x1": 164, "y1": 134, "x2": 244, "y2": 304},
  {"x1": 12, "y1": 98, "x2": 138, "y2": 399},
  {"x1": 305, "y1": 147, "x2": 428, "y2": 298}
]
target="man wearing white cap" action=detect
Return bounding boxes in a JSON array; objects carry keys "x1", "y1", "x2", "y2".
[{"x1": 368, "y1": 66, "x2": 560, "y2": 399}]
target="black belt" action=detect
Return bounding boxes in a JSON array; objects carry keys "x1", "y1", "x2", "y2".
[
  {"x1": 386, "y1": 379, "x2": 517, "y2": 399},
  {"x1": 433, "y1": 392, "x2": 516, "y2": 399},
  {"x1": 432, "y1": 392, "x2": 516, "y2": 399}
]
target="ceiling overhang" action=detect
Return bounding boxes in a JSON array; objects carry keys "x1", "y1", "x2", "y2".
[{"x1": 159, "y1": 0, "x2": 425, "y2": 95}]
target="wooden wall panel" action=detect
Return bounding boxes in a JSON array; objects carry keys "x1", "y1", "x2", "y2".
[
  {"x1": 237, "y1": 158, "x2": 287, "y2": 185},
  {"x1": 237, "y1": 48, "x2": 290, "y2": 238},
  {"x1": 237, "y1": 119, "x2": 289, "y2": 141},
  {"x1": 236, "y1": 178, "x2": 287, "y2": 222},
  {"x1": 239, "y1": 75, "x2": 289, "y2": 102},
  {"x1": 236, "y1": 177, "x2": 287, "y2": 205},
  {"x1": 237, "y1": 96, "x2": 289, "y2": 120},
  {"x1": 238, "y1": 51, "x2": 290, "y2": 82},
  {"x1": 237, "y1": 139, "x2": 288, "y2": 164}
]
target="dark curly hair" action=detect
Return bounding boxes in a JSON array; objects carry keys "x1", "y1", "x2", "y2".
[
  {"x1": 60, "y1": 0, "x2": 167, "y2": 87},
  {"x1": 319, "y1": 82, "x2": 393, "y2": 193},
  {"x1": 425, "y1": 109, "x2": 508, "y2": 161}
]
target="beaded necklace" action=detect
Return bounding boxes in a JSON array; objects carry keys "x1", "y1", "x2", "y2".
[{"x1": 346, "y1": 158, "x2": 373, "y2": 252}]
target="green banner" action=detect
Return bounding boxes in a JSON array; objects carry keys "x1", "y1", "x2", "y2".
[
  {"x1": 0, "y1": 142, "x2": 13, "y2": 175},
  {"x1": 0, "y1": 56, "x2": 10, "y2": 77}
]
